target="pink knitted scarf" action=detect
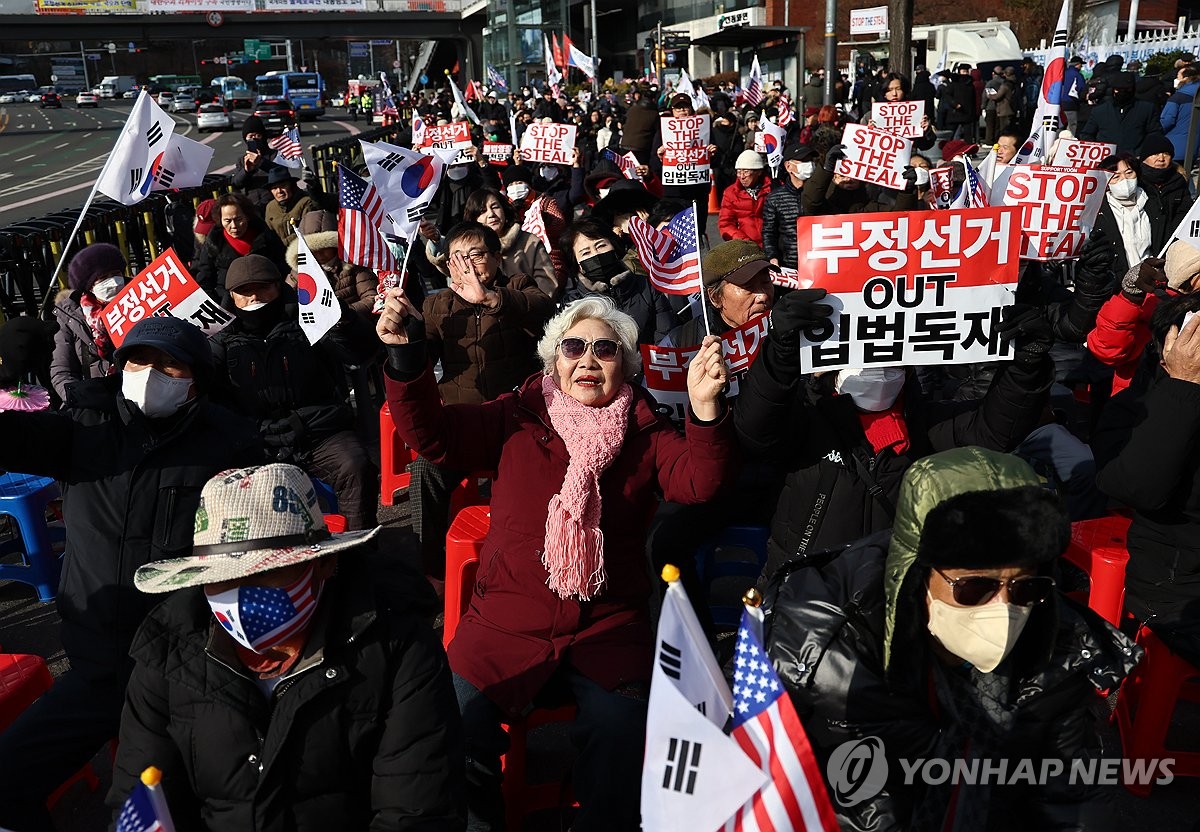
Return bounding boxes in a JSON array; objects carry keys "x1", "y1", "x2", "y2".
[{"x1": 540, "y1": 374, "x2": 633, "y2": 601}]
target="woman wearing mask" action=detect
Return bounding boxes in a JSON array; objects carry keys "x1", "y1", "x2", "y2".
[
  {"x1": 1092, "y1": 153, "x2": 1175, "y2": 279},
  {"x1": 865, "y1": 72, "x2": 937, "y2": 150},
  {"x1": 1138, "y1": 134, "x2": 1194, "y2": 224},
  {"x1": 443, "y1": 188, "x2": 558, "y2": 298},
  {"x1": 192, "y1": 193, "x2": 288, "y2": 303},
  {"x1": 560, "y1": 219, "x2": 674, "y2": 345},
  {"x1": 501, "y1": 165, "x2": 569, "y2": 289},
  {"x1": 51, "y1": 243, "x2": 129, "y2": 401}
]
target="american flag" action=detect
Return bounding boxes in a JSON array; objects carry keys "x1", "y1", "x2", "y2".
[
  {"x1": 745, "y1": 55, "x2": 764, "y2": 107},
  {"x1": 116, "y1": 771, "x2": 174, "y2": 832},
  {"x1": 216, "y1": 569, "x2": 319, "y2": 650},
  {"x1": 487, "y1": 63, "x2": 508, "y2": 92},
  {"x1": 628, "y1": 206, "x2": 703, "y2": 296},
  {"x1": 339, "y1": 166, "x2": 397, "y2": 271},
  {"x1": 724, "y1": 605, "x2": 840, "y2": 832},
  {"x1": 777, "y1": 94, "x2": 794, "y2": 128},
  {"x1": 268, "y1": 126, "x2": 303, "y2": 162},
  {"x1": 603, "y1": 148, "x2": 641, "y2": 180},
  {"x1": 521, "y1": 195, "x2": 552, "y2": 253}
]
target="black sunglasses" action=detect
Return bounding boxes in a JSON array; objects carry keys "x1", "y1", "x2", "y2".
[
  {"x1": 558, "y1": 337, "x2": 621, "y2": 361},
  {"x1": 932, "y1": 567, "x2": 1056, "y2": 608}
]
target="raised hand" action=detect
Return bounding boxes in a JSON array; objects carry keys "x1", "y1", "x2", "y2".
[
  {"x1": 687, "y1": 335, "x2": 729, "y2": 422},
  {"x1": 376, "y1": 288, "x2": 423, "y2": 345}
]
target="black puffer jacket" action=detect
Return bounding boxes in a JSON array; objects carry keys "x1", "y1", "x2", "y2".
[
  {"x1": 765, "y1": 530, "x2": 1140, "y2": 832},
  {"x1": 761, "y1": 177, "x2": 804, "y2": 269},
  {"x1": 0, "y1": 379, "x2": 260, "y2": 675},
  {"x1": 734, "y1": 343, "x2": 1053, "y2": 575},
  {"x1": 209, "y1": 287, "x2": 379, "y2": 456},
  {"x1": 109, "y1": 556, "x2": 465, "y2": 832},
  {"x1": 802, "y1": 164, "x2": 917, "y2": 217},
  {"x1": 191, "y1": 221, "x2": 289, "y2": 302},
  {"x1": 1090, "y1": 191, "x2": 1176, "y2": 281},
  {"x1": 560, "y1": 251, "x2": 675, "y2": 346}
]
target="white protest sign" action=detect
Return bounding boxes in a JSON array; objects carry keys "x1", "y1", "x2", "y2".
[
  {"x1": 834, "y1": 123, "x2": 912, "y2": 190},
  {"x1": 989, "y1": 165, "x2": 1111, "y2": 260},
  {"x1": 794, "y1": 207, "x2": 1021, "y2": 373},
  {"x1": 660, "y1": 115, "x2": 711, "y2": 186},
  {"x1": 871, "y1": 101, "x2": 924, "y2": 139},
  {"x1": 520, "y1": 122, "x2": 576, "y2": 165},
  {"x1": 420, "y1": 122, "x2": 474, "y2": 165},
  {"x1": 1048, "y1": 139, "x2": 1117, "y2": 170}
]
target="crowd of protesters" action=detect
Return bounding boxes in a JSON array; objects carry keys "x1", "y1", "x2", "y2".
[{"x1": 0, "y1": 49, "x2": 1196, "y2": 832}]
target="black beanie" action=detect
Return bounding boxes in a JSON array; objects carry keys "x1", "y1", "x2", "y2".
[
  {"x1": 242, "y1": 115, "x2": 267, "y2": 138},
  {"x1": 917, "y1": 486, "x2": 1069, "y2": 570}
]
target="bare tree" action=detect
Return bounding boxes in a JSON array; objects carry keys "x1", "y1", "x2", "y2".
[{"x1": 890, "y1": 0, "x2": 915, "y2": 76}]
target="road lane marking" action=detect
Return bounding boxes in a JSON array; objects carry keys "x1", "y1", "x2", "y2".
[
  {"x1": 15, "y1": 154, "x2": 34, "y2": 161},
  {"x1": 54, "y1": 142, "x2": 69, "y2": 149}
]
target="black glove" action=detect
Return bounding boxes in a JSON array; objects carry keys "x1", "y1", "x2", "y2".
[
  {"x1": 385, "y1": 314, "x2": 429, "y2": 378},
  {"x1": 1120, "y1": 256, "x2": 1166, "y2": 301},
  {"x1": 901, "y1": 165, "x2": 918, "y2": 192},
  {"x1": 823, "y1": 144, "x2": 847, "y2": 172},
  {"x1": 996, "y1": 304, "x2": 1054, "y2": 367},
  {"x1": 259, "y1": 412, "x2": 305, "y2": 450},
  {"x1": 1073, "y1": 234, "x2": 1117, "y2": 297},
  {"x1": 769, "y1": 288, "x2": 833, "y2": 358},
  {"x1": 950, "y1": 162, "x2": 967, "y2": 189}
]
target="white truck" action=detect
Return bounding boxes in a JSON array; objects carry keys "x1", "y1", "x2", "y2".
[{"x1": 97, "y1": 75, "x2": 138, "y2": 99}]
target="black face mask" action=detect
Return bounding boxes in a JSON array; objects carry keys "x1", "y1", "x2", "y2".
[
  {"x1": 1140, "y1": 164, "x2": 1172, "y2": 185},
  {"x1": 233, "y1": 295, "x2": 285, "y2": 334},
  {"x1": 579, "y1": 249, "x2": 630, "y2": 289},
  {"x1": 245, "y1": 139, "x2": 264, "y2": 153},
  {"x1": 1113, "y1": 89, "x2": 1135, "y2": 106}
]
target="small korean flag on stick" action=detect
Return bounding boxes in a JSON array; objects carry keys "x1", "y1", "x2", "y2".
[{"x1": 294, "y1": 231, "x2": 340, "y2": 345}]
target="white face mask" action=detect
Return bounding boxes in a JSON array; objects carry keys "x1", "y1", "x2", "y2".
[
  {"x1": 833, "y1": 367, "x2": 906, "y2": 411},
  {"x1": 506, "y1": 182, "x2": 530, "y2": 201},
  {"x1": 539, "y1": 165, "x2": 560, "y2": 181},
  {"x1": 121, "y1": 366, "x2": 194, "y2": 419},
  {"x1": 1109, "y1": 178, "x2": 1138, "y2": 200},
  {"x1": 240, "y1": 301, "x2": 268, "y2": 312},
  {"x1": 446, "y1": 165, "x2": 470, "y2": 181},
  {"x1": 91, "y1": 276, "x2": 125, "y2": 303},
  {"x1": 927, "y1": 593, "x2": 1033, "y2": 673},
  {"x1": 598, "y1": 187, "x2": 612, "y2": 200},
  {"x1": 790, "y1": 161, "x2": 815, "y2": 181}
]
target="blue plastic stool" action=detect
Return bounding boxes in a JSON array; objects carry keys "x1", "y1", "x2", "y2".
[
  {"x1": 310, "y1": 478, "x2": 339, "y2": 515},
  {"x1": 695, "y1": 525, "x2": 770, "y2": 629},
  {"x1": 0, "y1": 473, "x2": 63, "y2": 602}
]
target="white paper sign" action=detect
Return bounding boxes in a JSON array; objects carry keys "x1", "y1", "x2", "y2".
[
  {"x1": 989, "y1": 165, "x2": 1112, "y2": 260},
  {"x1": 660, "y1": 115, "x2": 711, "y2": 186},
  {"x1": 834, "y1": 123, "x2": 913, "y2": 191},
  {"x1": 872, "y1": 101, "x2": 924, "y2": 139},
  {"x1": 520, "y1": 123, "x2": 576, "y2": 166},
  {"x1": 1048, "y1": 139, "x2": 1117, "y2": 171}
]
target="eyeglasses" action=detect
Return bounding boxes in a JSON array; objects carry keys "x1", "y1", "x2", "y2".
[
  {"x1": 932, "y1": 567, "x2": 1056, "y2": 608},
  {"x1": 452, "y1": 250, "x2": 491, "y2": 265},
  {"x1": 557, "y1": 337, "x2": 621, "y2": 361}
]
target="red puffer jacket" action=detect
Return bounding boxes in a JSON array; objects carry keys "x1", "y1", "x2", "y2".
[
  {"x1": 718, "y1": 177, "x2": 773, "y2": 244},
  {"x1": 1087, "y1": 291, "x2": 1166, "y2": 395},
  {"x1": 386, "y1": 366, "x2": 737, "y2": 715}
]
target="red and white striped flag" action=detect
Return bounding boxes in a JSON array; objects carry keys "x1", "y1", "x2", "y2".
[
  {"x1": 521, "y1": 195, "x2": 552, "y2": 253},
  {"x1": 603, "y1": 148, "x2": 642, "y2": 181},
  {"x1": 627, "y1": 206, "x2": 703, "y2": 296},
  {"x1": 745, "y1": 55, "x2": 764, "y2": 107},
  {"x1": 777, "y1": 94, "x2": 794, "y2": 128},
  {"x1": 268, "y1": 125, "x2": 304, "y2": 167},
  {"x1": 338, "y1": 166, "x2": 396, "y2": 272},
  {"x1": 724, "y1": 604, "x2": 840, "y2": 832}
]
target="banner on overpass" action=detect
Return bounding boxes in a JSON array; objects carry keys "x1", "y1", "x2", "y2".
[
  {"x1": 263, "y1": 0, "x2": 368, "y2": 9},
  {"x1": 35, "y1": 0, "x2": 133, "y2": 13},
  {"x1": 144, "y1": 0, "x2": 252, "y2": 9}
]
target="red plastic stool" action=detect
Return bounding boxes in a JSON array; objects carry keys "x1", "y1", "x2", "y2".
[
  {"x1": 380, "y1": 402, "x2": 415, "y2": 507},
  {"x1": 0, "y1": 653, "x2": 52, "y2": 734},
  {"x1": 1062, "y1": 514, "x2": 1131, "y2": 626},
  {"x1": 442, "y1": 506, "x2": 577, "y2": 829},
  {"x1": 324, "y1": 514, "x2": 347, "y2": 533},
  {"x1": 1114, "y1": 625, "x2": 1200, "y2": 796}
]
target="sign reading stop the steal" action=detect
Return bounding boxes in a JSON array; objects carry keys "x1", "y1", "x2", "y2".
[
  {"x1": 660, "y1": 114, "x2": 711, "y2": 186},
  {"x1": 835, "y1": 123, "x2": 913, "y2": 190},
  {"x1": 520, "y1": 122, "x2": 576, "y2": 165},
  {"x1": 1049, "y1": 138, "x2": 1117, "y2": 170},
  {"x1": 871, "y1": 101, "x2": 924, "y2": 139},
  {"x1": 989, "y1": 165, "x2": 1112, "y2": 260}
]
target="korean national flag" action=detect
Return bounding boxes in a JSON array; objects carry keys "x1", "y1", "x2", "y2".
[
  {"x1": 359, "y1": 138, "x2": 450, "y2": 236},
  {"x1": 97, "y1": 89, "x2": 175, "y2": 206},
  {"x1": 151, "y1": 133, "x2": 215, "y2": 192},
  {"x1": 641, "y1": 575, "x2": 765, "y2": 832},
  {"x1": 294, "y1": 230, "x2": 340, "y2": 345}
]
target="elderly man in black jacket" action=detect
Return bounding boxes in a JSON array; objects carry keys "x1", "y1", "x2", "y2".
[
  {"x1": 761, "y1": 143, "x2": 815, "y2": 270},
  {"x1": 1079, "y1": 71, "x2": 1164, "y2": 155},
  {"x1": 0, "y1": 317, "x2": 260, "y2": 832},
  {"x1": 112, "y1": 463, "x2": 465, "y2": 831},
  {"x1": 210, "y1": 254, "x2": 380, "y2": 531},
  {"x1": 766, "y1": 447, "x2": 1140, "y2": 832},
  {"x1": 736, "y1": 289, "x2": 1056, "y2": 578}
]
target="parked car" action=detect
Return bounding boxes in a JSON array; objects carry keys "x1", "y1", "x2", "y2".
[
  {"x1": 76, "y1": 91, "x2": 99, "y2": 108},
  {"x1": 196, "y1": 102, "x2": 232, "y2": 133},
  {"x1": 0, "y1": 93, "x2": 18, "y2": 104},
  {"x1": 40, "y1": 92, "x2": 62, "y2": 108},
  {"x1": 251, "y1": 98, "x2": 297, "y2": 134}
]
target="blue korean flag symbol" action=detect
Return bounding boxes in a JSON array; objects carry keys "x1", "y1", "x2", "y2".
[
  {"x1": 297, "y1": 272, "x2": 318, "y2": 306},
  {"x1": 1043, "y1": 56, "x2": 1066, "y2": 106}
]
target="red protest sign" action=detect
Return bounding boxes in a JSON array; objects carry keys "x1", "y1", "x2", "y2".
[
  {"x1": 834, "y1": 123, "x2": 913, "y2": 190},
  {"x1": 641, "y1": 314, "x2": 770, "y2": 421},
  {"x1": 794, "y1": 207, "x2": 1022, "y2": 372},
  {"x1": 483, "y1": 141, "x2": 512, "y2": 164},
  {"x1": 989, "y1": 165, "x2": 1112, "y2": 260},
  {"x1": 871, "y1": 101, "x2": 924, "y2": 139},
  {"x1": 1048, "y1": 138, "x2": 1117, "y2": 171},
  {"x1": 520, "y1": 123, "x2": 576, "y2": 165},
  {"x1": 102, "y1": 248, "x2": 233, "y2": 347},
  {"x1": 421, "y1": 122, "x2": 472, "y2": 149},
  {"x1": 660, "y1": 115, "x2": 711, "y2": 186}
]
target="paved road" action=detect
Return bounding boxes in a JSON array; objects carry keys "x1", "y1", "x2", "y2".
[{"x1": 0, "y1": 98, "x2": 362, "y2": 228}]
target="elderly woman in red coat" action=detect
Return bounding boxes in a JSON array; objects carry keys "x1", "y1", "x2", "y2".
[{"x1": 379, "y1": 279, "x2": 736, "y2": 831}]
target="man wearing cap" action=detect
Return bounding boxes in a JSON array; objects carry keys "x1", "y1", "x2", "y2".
[
  {"x1": 762, "y1": 144, "x2": 815, "y2": 270},
  {"x1": 264, "y1": 167, "x2": 318, "y2": 247},
  {"x1": 112, "y1": 463, "x2": 464, "y2": 830},
  {"x1": 210, "y1": 254, "x2": 379, "y2": 531},
  {"x1": 767, "y1": 447, "x2": 1140, "y2": 831},
  {"x1": 944, "y1": 63, "x2": 979, "y2": 142},
  {"x1": 1080, "y1": 71, "x2": 1163, "y2": 154},
  {"x1": 662, "y1": 239, "x2": 775, "y2": 347},
  {"x1": 0, "y1": 317, "x2": 261, "y2": 832},
  {"x1": 718, "y1": 149, "x2": 772, "y2": 244}
]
